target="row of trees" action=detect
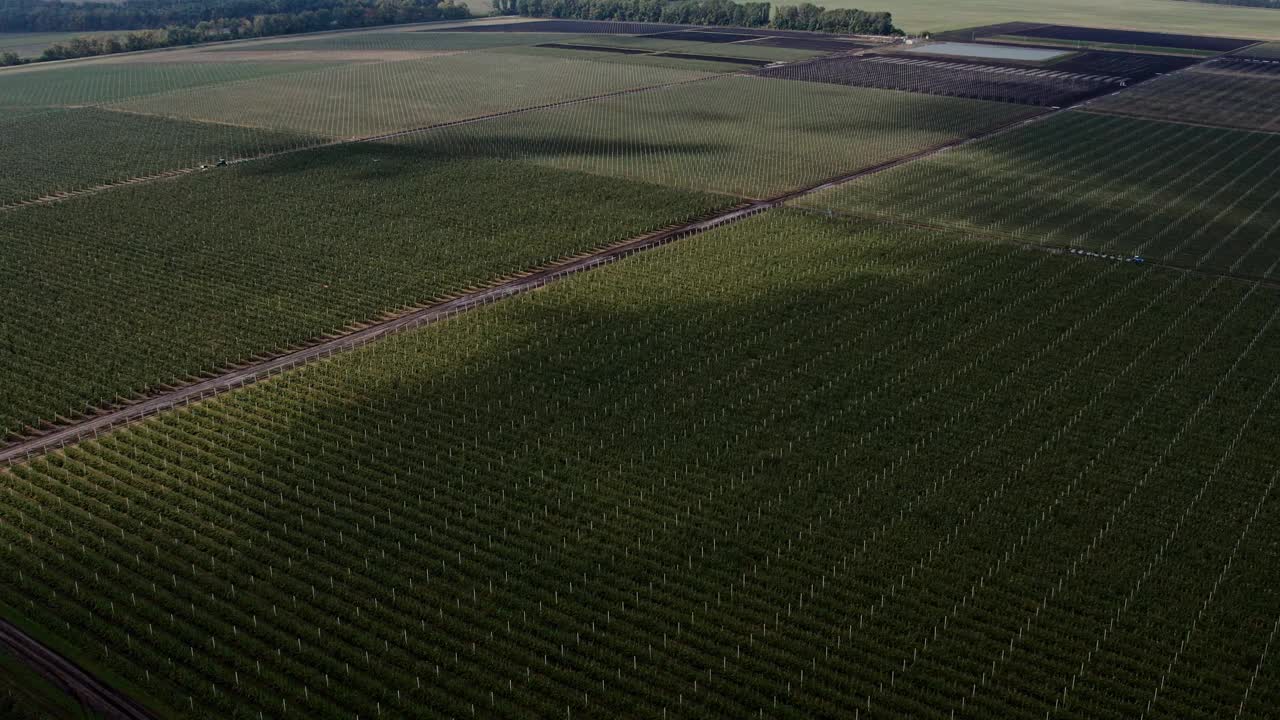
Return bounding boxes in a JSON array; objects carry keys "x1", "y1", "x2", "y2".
[
  {"x1": 493, "y1": 0, "x2": 899, "y2": 35},
  {"x1": 492, "y1": 0, "x2": 770, "y2": 27},
  {"x1": 772, "y1": 3, "x2": 896, "y2": 34},
  {"x1": 0, "y1": 0, "x2": 468, "y2": 64},
  {"x1": 0, "y1": 0, "x2": 468, "y2": 34}
]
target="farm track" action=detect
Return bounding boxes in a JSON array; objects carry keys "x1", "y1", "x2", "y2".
[{"x1": 0, "y1": 619, "x2": 158, "y2": 720}]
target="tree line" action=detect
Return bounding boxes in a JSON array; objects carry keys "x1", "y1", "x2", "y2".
[
  {"x1": 491, "y1": 0, "x2": 900, "y2": 35},
  {"x1": 0, "y1": 0, "x2": 468, "y2": 64}
]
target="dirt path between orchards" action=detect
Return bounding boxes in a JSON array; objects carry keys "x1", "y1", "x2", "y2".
[{"x1": 0, "y1": 619, "x2": 159, "y2": 719}]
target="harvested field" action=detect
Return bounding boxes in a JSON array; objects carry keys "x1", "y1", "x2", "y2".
[
  {"x1": 802, "y1": 111, "x2": 1280, "y2": 279},
  {"x1": 641, "y1": 30, "x2": 760, "y2": 43},
  {"x1": 110, "y1": 52, "x2": 718, "y2": 138},
  {"x1": 0, "y1": 107, "x2": 314, "y2": 205},
  {"x1": 1007, "y1": 24, "x2": 1256, "y2": 52},
  {"x1": 551, "y1": 35, "x2": 828, "y2": 60},
  {"x1": 0, "y1": 147, "x2": 727, "y2": 438},
  {"x1": 393, "y1": 74, "x2": 1037, "y2": 197},
  {"x1": 6, "y1": 209, "x2": 1280, "y2": 719},
  {"x1": 1089, "y1": 66, "x2": 1280, "y2": 132},
  {"x1": 759, "y1": 54, "x2": 1121, "y2": 105},
  {"x1": 425, "y1": 19, "x2": 691, "y2": 34}
]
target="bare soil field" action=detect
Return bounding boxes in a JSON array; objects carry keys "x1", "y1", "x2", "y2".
[
  {"x1": 759, "y1": 54, "x2": 1121, "y2": 105},
  {"x1": 997, "y1": 24, "x2": 1257, "y2": 52}
]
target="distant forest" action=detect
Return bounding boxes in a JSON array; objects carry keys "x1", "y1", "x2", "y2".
[
  {"x1": 0, "y1": 0, "x2": 467, "y2": 63},
  {"x1": 493, "y1": 0, "x2": 901, "y2": 35},
  {"x1": 1178, "y1": 0, "x2": 1279, "y2": 6}
]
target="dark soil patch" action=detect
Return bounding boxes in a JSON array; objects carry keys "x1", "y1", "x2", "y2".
[
  {"x1": 655, "y1": 52, "x2": 772, "y2": 66},
  {"x1": 535, "y1": 43, "x2": 652, "y2": 55},
  {"x1": 760, "y1": 55, "x2": 1119, "y2": 106},
  {"x1": 1011, "y1": 25, "x2": 1255, "y2": 52},
  {"x1": 748, "y1": 36, "x2": 870, "y2": 52},
  {"x1": 643, "y1": 30, "x2": 760, "y2": 43}
]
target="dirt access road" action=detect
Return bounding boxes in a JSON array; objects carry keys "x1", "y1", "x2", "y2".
[{"x1": 0, "y1": 619, "x2": 158, "y2": 719}]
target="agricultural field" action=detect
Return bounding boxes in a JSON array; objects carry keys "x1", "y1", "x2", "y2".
[
  {"x1": 109, "y1": 52, "x2": 720, "y2": 138},
  {"x1": 6, "y1": 11, "x2": 1280, "y2": 720},
  {"x1": 0, "y1": 61, "x2": 338, "y2": 108},
  {"x1": 1088, "y1": 64, "x2": 1280, "y2": 132},
  {"x1": 0, "y1": 108, "x2": 315, "y2": 205},
  {"x1": 800, "y1": 111, "x2": 1280, "y2": 280},
  {"x1": 395, "y1": 75, "x2": 1037, "y2": 197},
  {"x1": 0, "y1": 145, "x2": 726, "y2": 439},
  {"x1": 1241, "y1": 41, "x2": 1280, "y2": 58},
  {"x1": 757, "y1": 54, "x2": 1120, "y2": 105},
  {"x1": 3, "y1": 211, "x2": 1280, "y2": 719}
]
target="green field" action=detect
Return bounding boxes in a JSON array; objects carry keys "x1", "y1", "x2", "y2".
[
  {"x1": 1089, "y1": 67, "x2": 1280, "y2": 132},
  {"x1": 400, "y1": 75, "x2": 1037, "y2": 198},
  {"x1": 0, "y1": 145, "x2": 726, "y2": 438},
  {"x1": 851, "y1": 0, "x2": 1280, "y2": 39},
  {"x1": 6, "y1": 13, "x2": 1280, "y2": 720},
  {"x1": 0, "y1": 61, "x2": 337, "y2": 108},
  {"x1": 800, "y1": 111, "x2": 1280, "y2": 279},
  {"x1": 4, "y1": 211, "x2": 1280, "y2": 718},
  {"x1": 110, "y1": 52, "x2": 718, "y2": 138},
  {"x1": 0, "y1": 108, "x2": 315, "y2": 205}
]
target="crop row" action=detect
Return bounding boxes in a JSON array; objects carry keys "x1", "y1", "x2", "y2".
[
  {"x1": 1089, "y1": 64, "x2": 1280, "y2": 133},
  {"x1": 800, "y1": 111, "x2": 1280, "y2": 280},
  {"x1": 109, "y1": 51, "x2": 719, "y2": 140},
  {"x1": 2, "y1": 212, "x2": 1279, "y2": 718},
  {"x1": 0, "y1": 147, "x2": 726, "y2": 439},
  {"x1": 0, "y1": 79, "x2": 1029, "y2": 437}
]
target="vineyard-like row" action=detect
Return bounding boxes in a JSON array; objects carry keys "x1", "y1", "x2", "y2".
[
  {"x1": 1088, "y1": 64, "x2": 1280, "y2": 132},
  {"x1": 0, "y1": 107, "x2": 316, "y2": 205},
  {"x1": 0, "y1": 148, "x2": 726, "y2": 439},
  {"x1": 2, "y1": 211, "x2": 1279, "y2": 719},
  {"x1": 109, "y1": 52, "x2": 718, "y2": 139},
  {"x1": 386, "y1": 76, "x2": 1037, "y2": 197},
  {"x1": 0, "y1": 51, "x2": 1029, "y2": 436},
  {"x1": 758, "y1": 55, "x2": 1117, "y2": 106},
  {"x1": 800, "y1": 111, "x2": 1280, "y2": 279}
]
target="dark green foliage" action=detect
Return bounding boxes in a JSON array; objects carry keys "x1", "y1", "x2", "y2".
[
  {"x1": 772, "y1": 2, "x2": 898, "y2": 35},
  {"x1": 0, "y1": 144, "x2": 728, "y2": 437},
  {"x1": 494, "y1": 0, "x2": 771, "y2": 28}
]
